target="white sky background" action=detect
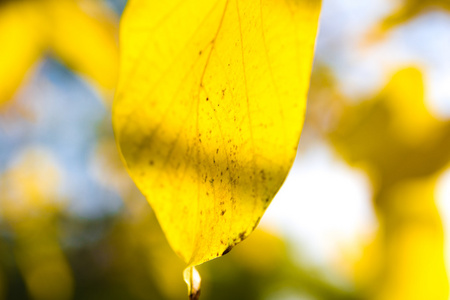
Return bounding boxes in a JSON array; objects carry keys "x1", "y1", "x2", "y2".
[
  {"x1": 261, "y1": 142, "x2": 375, "y2": 272},
  {"x1": 261, "y1": 0, "x2": 450, "y2": 285}
]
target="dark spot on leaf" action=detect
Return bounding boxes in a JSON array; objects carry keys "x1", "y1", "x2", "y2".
[
  {"x1": 221, "y1": 210, "x2": 226, "y2": 216},
  {"x1": 149, "y1": 160, "x2": 154, "y2": 165},
  {"x1": 260, "y1": 170, "x2": 266, "y2": 180},
  {"x1": 199, "y1": 50, "x2": 202, "y2": 55},
  {"x1": 222, "y1": 245, "x2": 233, "y2": 256},
  {"x1": 239, "y1": 232, "x2": 246, "y2": 240}
]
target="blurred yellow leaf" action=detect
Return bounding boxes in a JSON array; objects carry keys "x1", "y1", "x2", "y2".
[
  {"x1": 113, "y1": 0, "x2": 321, "y2": 268},
  {"x1": 376, "y1": 68, "x2": 437, "y2": 146},
  {"x1": 0, "y1": 0, "x2": 46, "y2": 105},
  {"x1": 45, "y1": 0, "x2": 119, "y2": 93},
  {"x1": 0, "y1": 0, "x2": 118, "y2": 106},
  {"x1": 0, "y1": 147, "x2": 73, "y2": 300},
  {"x1": 329, "y1": 67, "x2": 450, "y2": 189},
  {"x1": 363, "y1": 0, "x2": 450, "y2": 43},
  {"x1": 382, "y1": 0, "x2": 450, "y2": 30},
  {"x1": 0, "y1": 147, "x2": 64, "y2": 221},
  {"x1": 355, "y1": 176, "x2": 448, "y2": 300},
  {"x1": 326, "y1": 66, "x2": 450, "y2": 300},
  {"x1": 16, "y1": 238, "x2": 74, "y2": 300}
]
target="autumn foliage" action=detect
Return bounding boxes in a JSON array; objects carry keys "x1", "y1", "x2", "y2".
[{"x1": 0, "y1": 0, "x2": 449, "y2": 300}]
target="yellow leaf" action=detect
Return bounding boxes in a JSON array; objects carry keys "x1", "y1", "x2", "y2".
[
  {"x1": 380, "y1": 67, "x2": 437, "y2": 145},
  {"x1": 329, "y1": 67, "x2": 450, "y2": 187},
  {"x1": 0, "y1": 0, "x2": 47, "y2": 105},
  {"x1": 354, "y1": 176, "x2": 448, "y2": 300},
  {"x1": 0, "y1": 0, "x2": 119, "y2": 106},
  {"x1": 381, "y1": 0, "x2": 450, "y2": 30},
  {"x1": 0, "y1": 147, "x2": 73, "y2": 300},
  {"x1": 46, "y1": 0, "x2": 119, "y2": 93},
  {"x1": 113, "y1": 0, "x2": 321, "y2": 266}
]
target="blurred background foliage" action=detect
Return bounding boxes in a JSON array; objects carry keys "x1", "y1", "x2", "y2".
[{"x1": 0, "y1": 0, "x2": 449, "y2": 299}]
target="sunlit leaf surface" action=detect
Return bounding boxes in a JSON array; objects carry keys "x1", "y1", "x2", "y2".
[{"x1": 113, "y1": 0, "x2": 321, "y2": 266}]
